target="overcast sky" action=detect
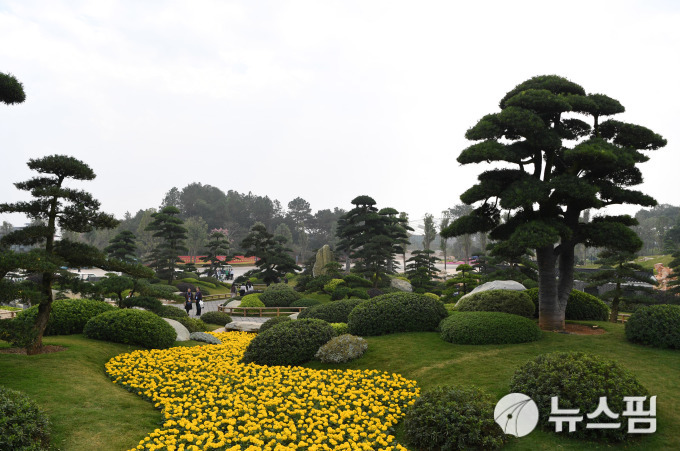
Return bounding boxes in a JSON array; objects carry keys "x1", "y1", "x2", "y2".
[{"x1": 1, "y1": 0, "x2": 678, "y2": 231}]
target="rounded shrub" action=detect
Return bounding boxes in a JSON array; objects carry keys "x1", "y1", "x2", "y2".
[
  {"x1": 366, "y1": 288, "x2": 383, "y2": 298},
  {"x1": 120, "y1": 296, "x2": 163, "y2": 312},
  {"x1": 455, "y1": 290, "x2": 535, "y2": 318},
  {"x1": 343, "y1": 274, "x2": 372, "y2": 288},
  {"x1": 199, "y1": 311, "x2": 233, "y2": 326},
  {"x1": 16, "y1": 299, "x2": 115, "y2": 335},
  {"x1": 259, "y1": 283, "x2": 301, "y2": 307},
  {"x1": 625, "y1": 304, "x2": 680, "y2": 349},
  {"x1": 298, "y1": 299, "x2": 364, "y2": 324},
  {"x1": 403, "y1": 385, "x2": 506, "y2": 450},
  {"x1": 240, "y1": 294, "x2": 265, "y2": 308},
  {"x1": 175, "y1": 282, "x2": 197, "y2": 293},
  {"x1": 175, "y1": 317, "x2": 208, "y2": 333},
  {"x1": 156, "y1": 305, "x2": 188, "y2": 320},
  {"x1": 510, "y1": 351, "x2": 649, "y2": 442},
  {"x1": 423, "y1": 292, "x2": 440, "y2": 301},
  {"x1": 347, "y1": 292, "x2": 448, "y2": 336},
  {"x1": 241, "y1": 319, "x2": 334, "y2": 366},
  {"x1": 323, "y1": 278, "x2": 346, "y2": 293},
  {"x1": 290, "y1": 298, "x2": 321, "y2": 308},
  {"x1": 349, "y1": 288, "x2": 369, "y2": 300},
  {"x1": 0, "y1": 386, "x2": 51, "y2": 451},
  {"x1": 330, "y1": 286, "x2": 350, "y2": 300},
  {"x1": 315, "y1": 334, "x2": 368, "y2": 363},
  {"x1": 440, "y1": 312, "x2": 542, "y2": 345},
  {"x1": 525, "y1": 287, "x2": 539, "y2": 317},
  {"x1": 258, "y1": 316, "x2": 292, "y2": 333},
  {"x1": 330, "y1": 322, "x2": 349, "y2": 336},
  {"x1": 83, "y1": 309, "x2": 176, "y2": 349},
  {"x1": 566, "y1": 290, "x2": 609, "y2": 321}
]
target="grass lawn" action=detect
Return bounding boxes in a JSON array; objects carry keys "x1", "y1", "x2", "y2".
[
  {"x1": 1, "y1": 321, "x2": 678, "y2": 450},
  {"x1": 634, "y1": 254, "x2": 674, "y2": 272}
]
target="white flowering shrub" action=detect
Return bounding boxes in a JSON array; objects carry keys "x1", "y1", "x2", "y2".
[
  {"x1": 190, "y1": 332, "x2": 222, "y2": 344},
  {"x1": 315, "y1": 334, "x2": 368, "y2": 363}
]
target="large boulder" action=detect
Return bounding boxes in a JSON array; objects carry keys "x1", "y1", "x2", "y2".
[
  {"x1": 457, "y1": 280, "x2": 526, "y2": 304},
  {"x1": 224, "y1": 321, "x2": 263, "y2": 333},
  {"x1": 312, "y1": 245, "x2": 333, "y2": 277},
  {"x1": 391, "y1": 278, "x2": 413, "y2": 292},
  {"x1": 163, "y1": 318, "x2": 190, "y2": 341}
]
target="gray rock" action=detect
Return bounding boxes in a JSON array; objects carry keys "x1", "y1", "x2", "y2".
[
  {"x1": 190, "y1": 332, "x2": 221, "y2": 344},
  {"x1": 390, "y1": 278, "x2": 413, "y2": 292},
  {"x1": 163, "y1": 318, "x2": 191, "y2": 341},
  {"x1": 224, "y1": 321, "x2": 263, "y2": 333},
  {"x1": 312, "y1": 245, "x2": 334, "y2": 277},
  {"x1": 456, "y1": 280, "x2": 526, "y2": 304}
]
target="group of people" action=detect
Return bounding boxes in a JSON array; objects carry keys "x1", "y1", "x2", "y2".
[
  {"x1": 184, "y1": 287, "x2": 204, "y2": 316},
  {"x1": 230, "y1": 281, "x2": 254, "y2": 297}
]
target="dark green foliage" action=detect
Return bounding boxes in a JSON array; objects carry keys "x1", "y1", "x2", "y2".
[
  {"x1": 342, "y1": 274, "x2": 373, "y2": 288},
  {"x1": 566, "y1": 290, "x2": 610, "y2": 321},
  {"x1": 303, "y1": 275, "x2": 332, "y2": 293},
  {"x1": 155, "y1": 305, "x2": 188, "y2": 320},
  {"x1": 0, "y1": 318, "x2": 38, "y2": 348},
  {"x1": 290, "y1": 298, "x2": 321, "y2": 308},
  {"x1": 97, "y1": 275, "x2": 134, "y2": 302},
  {"x1": 330, "y1": 286, "x2": 350, "y2": 300},
  {"x1": 347, "y1": 292, "x2": 448, "y2": 336},
  {"x1": 0, "y1": 72, "x2": 26, "y2": 105},
  {"x1": 455, "y1": 289, "x2": 535, "y2": 318},
  {"x1": 201, "y1": 230, "x2": 230, "y2": 277},
  {"x1": 240, "y1": 222, "x2": 301, "y2": 285},
  {"x1": 440, "y1": 312, "x2": 542, "y2": 345},
  {"x1": 510, "y1": 352, "x2": 649, "y2": 442},
  {"x1": 259, "y1": 283, "x2": 301, "y2": 307},
  {"x1": 83, "y1": 309, "x2": 176, "y2": 349},
  {"x1": 199, "y1": 311, "x2": 233, "y2": 326},
  {"x1": 403, "y1": 385, "x2": 506, "y2": 450},
  {"x1": 174, "y1": 316, "x2": 208, "y2": 333},
  {"x1": 525, "y1": 288, "x2": 539, "y2": 317},
  {"x1": 145, "y1": 206, "x2": 188, "y2": 283},
  {"x1": 366, "y1": 288, "x2": 383, "y2": 298},
  {"x1": 104, "y1": 231, "x2": 137, "y2": 263},
  {"x1": 349, "y1": 288, "x2": 369, "y2": 300},
  {"x1": 175, "y1": 282, "x2": 197, "y2": 293},
  {"x1": 405, "y1": 249, "x2": 441, "y2": 289},
  {"x1": 0, "y1": 386, "x2": 50, "y2": 451},
  {"x1": 298, "y1": 299, "x2": 364, "y2": 324},
  {"x1": 258, "y1": 316, "x2": 292, "y2": 333},
  {"x1": 120, "y1": 296, "x2": 163, "y2": 312},
  {"x1": 16, "y1": 299, "x2": 116, "y2": 335},
  {"x1": 625, "y1": 305, "x2": 680, "y2": 349},
  {"x1": 241, "y1": 319, "x2": 334, "y2": 366}
]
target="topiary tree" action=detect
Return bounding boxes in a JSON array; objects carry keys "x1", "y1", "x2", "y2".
[
  {"x1": 455, "y1": 289, "x2": 535, "y2": 318},
  {"x1": 104, "y1": 230, "x2": 138, "y2": 263},
  {"x1": 405, "y1": 249, "x2": 441, "y2": 290},
  {"x1": 201, "y1": 230, "x2": 231, "y2": 277},
  {"x1": 241, "y1": 222, "x2": 301, "y2": 285},
  {"x1": 441, "y1": 75, "x2": 666, "y2": 331},
  {"x1": 145, "y1": 206, "x2": 188, "y2": 284}
]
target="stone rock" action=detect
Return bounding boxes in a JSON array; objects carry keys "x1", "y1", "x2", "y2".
[
  {"x1": 190, "y1": 332, "x2": 221, "y2": 344},
  {"x1": 390, "y1": 278, "x2": 413, "y2": 292},
  {"x1": 312, "y1": 245, "x2": 333, "y2": 277},
  {"x1": 456, "y1": 280, "x2": 527, "y2": 304},
  {"x1": 163, "y1": 318, "x2": 190, "y2": 341},
  {"x1": 224, "y1": 321, "x2": 263, "y2": 333}
]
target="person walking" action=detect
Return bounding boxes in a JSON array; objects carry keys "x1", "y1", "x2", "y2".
[
  {"x1": 184, "y1": 289, "x2": 193, "y2": 315},
  {"x1": 230, "y1": 283, "x2": 236, "y2": 298},
  {"x1": 195, "y1": 287, "x2": 203, "y2": 317}
]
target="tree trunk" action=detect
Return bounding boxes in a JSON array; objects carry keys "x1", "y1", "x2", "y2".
[
  {"x1": 537, "y1": 245, "x2": 565, "y2": 331},
  {"x1": 27, "y1": 272, "x2": 54, "y2": 355},
  {"x1": 609, "y1": 281, "x2": 622, "y2": 323},
  {"x1": 557, "y1": 244, "x2": 575, "y2": 317}
]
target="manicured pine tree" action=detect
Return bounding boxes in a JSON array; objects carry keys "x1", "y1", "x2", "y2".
[
  {"x1": 202, "y1": 230, "x2": 231, "y2": 277},
  {"x1": 241, "y1": 223, "x2": 300, "y2": 285},
  {"x1": 104, "y1": 230, "x2": 137, "y2": 263},
  {"x1": 405, "y1": 249, "x2": 441, "y2": 290},
  {"x1": 145, "y1": 206, "x2": 188, "y2": 283}
]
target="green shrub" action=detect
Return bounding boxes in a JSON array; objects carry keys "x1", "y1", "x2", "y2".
[
  {"x1": 83, "y1": 309, "x2": 176, "y2": 349},
  {"x1": 440, "y1": 312, "x2": 542, "y2": 345},
  {"x1": 522, "y1": 278, "x2": 538, "y2": 289},
  {"x1": 298, "y1": 299, "x2": 364, "y2": 324},
  {"x1": 156, "y1": 305, "x2": 188, "y2": 320},
  {"x1": 423, "y1": 292, "x2": 440, "y2": 301},
  {"x1": 179, "y1": 277, "x2": 201, "y2": 284},
  {"x1": 259, "y1": 284, "x2": 301, "y2": 307},
  {"x1": 349, "y1": 288, "x2": 369, "y2": 300},
  {"x1": 0, "y1": 386, "x2": 51, "y2": 451},
  {"x1": 291, "y1": 298, "x2": 321, "y2": 308},
  {"x1": 315, "y1": 334, "x2": 368, "y2": 363},
  {"x1": 343, "y1": 274, "x2": 373, "y2": 288},
  {"x1": 455, "y1": 290, "x2": 535, "y2": 318},
  {"x1": 625, "y1": 304, "x2": 680, "y2": 349},
  {"x1": 16, "y1": 299, "x2": 116, "y2": 336},
  {"x1": 347, "y1": 292, "x2": 448, "y2": 336},
  {"x1": 199, "y1": 311, "x2": 233, "y2": 326},
  {"x1": 175, "y1": 282, "x2": 197, "y2": 293},
  {"x1": 0, "y1": 318, "x2": 38, "y2": 348},
  {"x1": 175, "y1": 317, "x2": 208, "y2": 333},
  {"x1": 330, "y1": 322, "x2": 349, "y2": 336},
  {"x1": 241, "y1": 319, "x2": 334, "y2": 366},
  {"x1": 566, "y1": 290, "x2": 610, "y2": 321},
  {"x1": 524, "y1": 288, "x2": 610, "y2": 321},
  {"x1": 330, "y1": 286, "x2": 350, "y2": 300},
  {"x1": 258, "y1": 316, "x2": 292, "y2": 333},
  {"x1": 367, "y1": 288, "x2": 384, "y2": 298},
  {"x1": 240, "y1": 294, "x2": 265, "y2": 308},
  {"x1": 323, "y1": 278, "x2": 346, "y2": 293},
  {"x1": 120, "y1": 296, "x2": 163, "y2": 312},
  {"x1": 403, "y1": 385, "x2": 506, "y2": 450},
  {"x1": 302, "y1": 275, "x2": 332, "y2": 293},
  {"x1": 510, "y1": 351, "x2": 649, "y2": 442}
]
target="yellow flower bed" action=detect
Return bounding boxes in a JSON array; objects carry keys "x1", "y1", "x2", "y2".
[{"x1": 105, "y1": 331, "x2": 419, "y2": 450}]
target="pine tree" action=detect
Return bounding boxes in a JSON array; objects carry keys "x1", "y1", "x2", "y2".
[
  {"x1": 241, "y1": 223, "x2": 300, "y2": 284},
  {"x1": 104, "y1": 230, "x2": 137, "y2": 263},
  {"x1": 145, "y1": 206, "x2": 188, "y2": 283},
  {"x1": 202, "y1": 230, "x2": 231, "y2": 277},
  {"x1": 405, "y1": 249, "x2": 441, "y2": 290}
]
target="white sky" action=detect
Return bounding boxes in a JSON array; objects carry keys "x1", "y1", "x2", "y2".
[{"x1": 1, "y1": 0, "x2": 679, "y2": 231}]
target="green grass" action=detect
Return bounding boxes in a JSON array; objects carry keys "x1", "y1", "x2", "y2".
[
  {"x1": 1, "y1": 321, "x2": 678, "y2": 450},
  {"x1": 634, "y1": 254, "x2": 674, "y2": 272}
]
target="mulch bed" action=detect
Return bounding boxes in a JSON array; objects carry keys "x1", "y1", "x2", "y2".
[{"x1": 0, "y1": 345, "x2": 67, "y2": 355}]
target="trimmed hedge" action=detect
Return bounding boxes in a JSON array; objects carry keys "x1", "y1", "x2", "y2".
[
  {"x1": 625, "y1": 305, "x2": 680, "y2": 349},
  {"x1": 510, "y1": 351, "x2": 649, "y2": 442},
  {"x1": 0, "y1": 386, "x2": 51, "y2": 451},
  {"x1": 240, "y1": 294, "x2": 265, "y2": 308},
  {"x1": 343, "y1": 274, "x2": 373, "y2": 288},
  {"x1": 440, "y1": 312, "x2": 542, "y2": 345},
  {"x1": 347, "y1": 292, "x2": 448, "y2": 336},
  {"x1": 291, "y1": 298, "x2": 321, "y2": 308},
  {"x1": 323, "y1": 278, "x2": 346, "y2": 293},
  {"x1": 16, "y1": 299, "x2": 115, "y2": 335},
  {"x1": 83, "y1": 309, "x2": 176, "y2": 349},
  {"x1": 258, "y1": 316, "x2": 292, "y2": 333},
  {"x1": 349, "y1": 288, "x2": 370, "y2": 300},
  {"x1": 259, "y1": 284, "x2": 301, "y2": 307},
  {"x1": 120, "y1": 296, "x2": 163, "y2": 312},
  {"x1": 525, "y1": 288, "x2": 610, "y2": 320},
  {"x1": 175, "y1": 317, "x2": 208, "y2": 333},
  {"x1": 156, "y1": 305, "x2": 189, "y2": 320},
  {"x1": 298, "y1": 299, "x2": 364, "y2": 324},
  {"x1": 403, "y1": 385, "x2": 506, "y2": 450},
  {"x1": 330, "y1": 322, "x2": 349, "y2": 336},
  {"x1": 199, "y1": 311, "x2": 233, "y2": 326},
  {"x1": 330, "y1": 286, "x2": 350, "y2": 300},
  {"x1": 455, "y1": 289, "x2": 535, "y2": 318},
  {"x1": 241, "y1": 319, "x2": 334, "y2": 366}
]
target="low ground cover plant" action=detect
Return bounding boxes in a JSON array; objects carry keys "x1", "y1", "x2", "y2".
[
  {"x1": 16, "y1": 298, "x2": 115, "y2": 335},
  {"x1": 403, "y1": 385, "x2": 506, "y2": 450},
  {"x1": 440, "y1": 311, "x2": 543, "y2": 345},
  {"x1": 315, "y1": 334, "x2": 368, "y2": 363},
  {"x1": 625, "y1": 304, "x2": 680, "y2": 349},
  {"x1": 455, "y1": 289, "x2": 535, "y2": 318},
  {"x1": 105, "y1": 331, "x2": 419, "y2": 450},
  {"x1": 347, "y1": 292, "x2": 448, "y2": 336},
  {"x1": 298, "y1": 298, "x2": 364, "y2": 324},
  {"x1": 0, "y1": 386, "x2": 51, "y2": 451},
  {"x1": 510, "y1": 351, "x2": 649, "y2": 442},
  {"x1": 84, "y1": 309, "x2": 176, "y2": 349}
]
